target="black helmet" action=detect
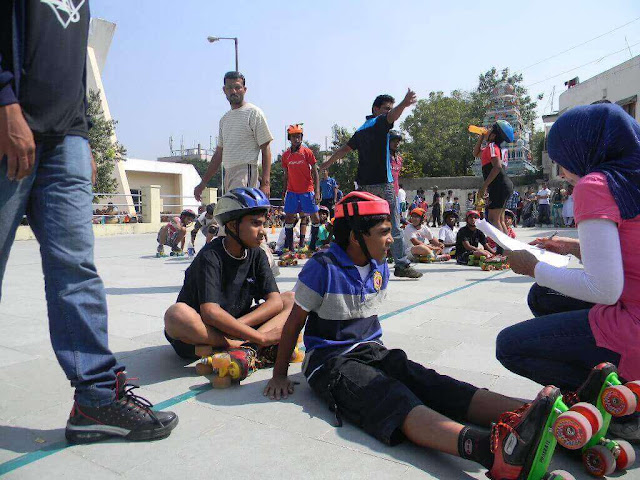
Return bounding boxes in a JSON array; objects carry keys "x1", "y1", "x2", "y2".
[{"x1": 389, "y1": 130, "x2": 403, "y2": 141}]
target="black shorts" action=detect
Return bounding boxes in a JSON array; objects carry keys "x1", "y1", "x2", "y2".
[
  {"x1": 307, "y1": 343, "x2": 478, "y2": 446},
  {"x1": 483, "y1": 164, "x2": 513, "y2": 210},
  {"x1": 164, "y1": 330, "x2": 198, "y2": 360}
]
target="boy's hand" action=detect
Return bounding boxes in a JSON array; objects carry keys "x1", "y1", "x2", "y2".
[
  {"x1": 400, "y1": 88, "x2": 417, "y2": 108},
  {"x1": 264, "y1": 375, "x2": 297, "y2": 400},
  {"x1": 258, "y1": 326, "x2": 281, "y2": 346}
]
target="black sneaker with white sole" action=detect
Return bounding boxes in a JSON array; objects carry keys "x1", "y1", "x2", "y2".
[{"x1": 65, "y1": 372, "x2": 178, "y2": 444}]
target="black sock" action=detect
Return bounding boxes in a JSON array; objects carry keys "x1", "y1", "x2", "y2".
[{"x1": 458, "y1": 426, "x2": 493, "y2": 470}]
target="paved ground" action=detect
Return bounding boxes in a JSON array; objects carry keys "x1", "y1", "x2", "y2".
[{"x1": 0, "y1": 227, "x2": 637, "y2": 479}]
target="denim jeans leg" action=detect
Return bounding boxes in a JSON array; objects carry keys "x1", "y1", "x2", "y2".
[
  {"x1": 361, "y1": 183, "x2": 409, "y2": 267},
  {"x1": 27, "y1": 136, "x2": 122, "y2": 407},
  {"x1": 527, "y1": 283, "x2": 596, "y2": 317},
  {"x1": 496, "y1": 309, "x2": 621, "y2": 391},
  {"x1": 0, "y1": 155, "x2": 39, "y2": 299}
]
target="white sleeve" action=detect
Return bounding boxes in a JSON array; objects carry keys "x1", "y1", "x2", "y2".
[{"x1": 534, "y1": 219, "x2": 624, "y2": 305}]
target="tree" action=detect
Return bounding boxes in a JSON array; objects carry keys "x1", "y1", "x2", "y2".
[
  {"x1": 401, "y1": 91, "x2": 476, "y2": 177},
  {"x1": 327, "y1": 124, "x2": 358, "y2": 193},
  {"x1": 530, "y1": 129, "x2": 546, "y2": 167},
  {"x1": 470, "y1": 67, "x2": 543, "y2": 132},
  {"x1": 270, "y1": 156, "x2": 285, "y2": 199},
  {"x1": 87, "y1": 90, "x2": 126, "y2": 200}
]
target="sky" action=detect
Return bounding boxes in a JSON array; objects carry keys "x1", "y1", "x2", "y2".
[{"x1": 92, "y1": 0, "x2": 640, "y2": 160}]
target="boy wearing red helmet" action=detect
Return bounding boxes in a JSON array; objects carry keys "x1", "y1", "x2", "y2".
[
  {"x1": 282, "y1": 124, "x2": 323, "y2": 251},
  {"x1": 455, "y1": 210, "x2": 495, "y2": 265},
  {"x1": 264, "y1": 192, "x2": 571, "y2": 480}
]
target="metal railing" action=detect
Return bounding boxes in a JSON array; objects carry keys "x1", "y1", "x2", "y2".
[{"x1": 92, "y1": 192, "x2": 142, "y2": 224}]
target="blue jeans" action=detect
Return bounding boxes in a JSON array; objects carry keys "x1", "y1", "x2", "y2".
[
  {"x1": 0, "y1": 136, "x2": 122, "y2": 407},
  {"x1": 360, "y1": 183, "x2": 409, "y2": 268},
  {"x1": 496, "y1": 284, "x2": 620, "y2": 390}
]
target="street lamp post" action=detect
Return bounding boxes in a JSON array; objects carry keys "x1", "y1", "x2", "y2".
[{"x1": 207, "y1": 36, "x2": 239, "y2": 72}]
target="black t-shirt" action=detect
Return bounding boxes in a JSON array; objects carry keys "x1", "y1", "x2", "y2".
[
  {"x1": 177, "y1": 238, "x2": 279, "y2": 317},
  {"x1": 20, "y1": 0, "x2": 90, "y2": 139},
  {"x1": 347, "y1": 114, "x2": 393, "y2": 186},
  {"x1": 455, "y1": 226, "x2": 487, "y2": 259}
]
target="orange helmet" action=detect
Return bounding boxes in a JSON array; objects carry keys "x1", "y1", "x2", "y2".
[
  {"x1": 410, "y1": 208, "x2": 426, "y2": 218},
  {"x1": 287, "y1": 124, "x2": 303, "y2": 138}
]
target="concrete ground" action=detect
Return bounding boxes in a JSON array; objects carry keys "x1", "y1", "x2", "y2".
[{"x1": 0, "y1": 227, "x2": 637, "y2": 479}]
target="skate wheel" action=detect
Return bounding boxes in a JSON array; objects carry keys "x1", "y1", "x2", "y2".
[
  {"x1": 195, "y1": 362, "x2": 213, "y2": 375},
  {"x1": 212, "y1": 376, "x2": 232, "y2": 389},
  {"x1": 570, "y1": 402, "x2": 603, "y2": 435},
  {"x1": 547, "y1": 470, "x2": 576, "y2": 480},
  {"x1": 195, "y1": 345, "x2": 214, "y2": 357},
  {"x1": 553, "y1": 410, "x2": 593, "y2": 449},
  {"x1": 278, "y1": 260, "x2": 285, "y2": 266},
  {"x1": 624, "y1": 381, "x2": 640, "y2": 412},
  {"x1": 602, "y1": 385, "x2": 637, "y2": 417},
  {"x1": 583, "y1": 445, "x2": 616, "y2": 476},
  {"x1": 615, "y1": 439, "x2": 636, "y2": 470}
]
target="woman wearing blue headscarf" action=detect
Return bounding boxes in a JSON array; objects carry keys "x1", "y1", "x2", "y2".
[{"x1": 496, "y1": 103, "x2": 640, "y2": 442}]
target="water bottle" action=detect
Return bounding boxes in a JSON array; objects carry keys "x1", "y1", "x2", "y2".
[
  {"x1": 187, "y1": 246, "x2": 195, "y2": 257},
  {"x1": 468, "y1": 125, "x2": 488, "y2": 135}
]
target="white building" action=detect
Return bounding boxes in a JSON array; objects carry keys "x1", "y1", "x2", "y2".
[
  {"x1": 542, "y1": 55, "x2": 640, "y2": 181},
  {"x1": 87, "y1": 18, "x2": 207, "y2": 215}
]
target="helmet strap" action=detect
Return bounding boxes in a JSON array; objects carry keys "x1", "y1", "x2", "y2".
[
  {"x1": 224, "y1": 219, "x2": 249, "y2": 252},
  {"x1": 344, "y1": 202, "x2": 373, "y2": 261}
]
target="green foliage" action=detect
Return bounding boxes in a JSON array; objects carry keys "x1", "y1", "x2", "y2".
[
  {"x1": 401, "y1": 91, "x2": 476, "y2": 177},
  {"x1": 327, "y1": 125, "x2": 358, "y2": 193},
  {"x1": 530, "y1": 129, "x2": 546, "y2": 167},
  {"x1": 270, "y1": 156, "x2": 285, "y2": 198},
  {"x1": 87, "y1": 90, "x2": 125, "y2": 200}
]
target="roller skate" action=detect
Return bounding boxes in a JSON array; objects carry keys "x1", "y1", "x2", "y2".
[
  {"x1": 256, "y1": 339, "x2": 305, "y2": 368},
  {"x1": 417, "y1": 253, "x2": 436, "y2": 263},
  {"x1": 467, "y1": 253, "x2": 486, "y2": 266},
  {"x1": 156, "y1": 245, "x2": 168, "y2": 258},
  {"x1": 554, "y1": 362, "x2": 638, "y2": 476},
  {"x1": 481, "y1": 255, "x2": 510, "y2": 271},
  {"x1": 194, "y1": 345, "x2": 257, "y2": 389},
  {"x1": 187, "y1": 246, "x2": 196, "y2": 257},
  {"x1": 488, "y1": 386, "x2": 578, "y2": 480},
  {"x1": 435, "y1": 253, "x2": 451, "y2": 262},
  {"x1": 170, "y1": 248, "x2": 185, "y2": 257},
  {"x1": 278, "y1": 251, "x2": 298, "y2": 267}
]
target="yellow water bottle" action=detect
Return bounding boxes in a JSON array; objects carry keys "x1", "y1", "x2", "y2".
[{"x1": 468, "y1": 125, "x2": 488, "y2": 135}]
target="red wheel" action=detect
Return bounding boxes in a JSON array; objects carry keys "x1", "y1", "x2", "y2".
[
  {"x1": 583, "y1": 445, "x2": 616, "y2": 476},
  {"x1": 553, "y1": 411, "x2": 593, "y2": 449},
  {"x1": 615, "y1": 439, "x2": 636, "y2": 470},
  {"x1": 547, "y1": 470, "x2": 576, "y2": 480},
  {"x1": 601, "y1": 385, "x2": 637, "y2": 417},
  {"x1": 570, "y1": 402, "x2": 603, "y2": 434},
  {"x1": 625, "y1": 380, "x2": 640, "y2": 412}
]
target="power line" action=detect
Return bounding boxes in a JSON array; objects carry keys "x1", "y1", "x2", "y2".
[
  {"x1": 527, "y1": 41, "x2": 640, "y2": 87},
  {"x1": 518, "y1": 16, "x2": 640, "y2": 72}
]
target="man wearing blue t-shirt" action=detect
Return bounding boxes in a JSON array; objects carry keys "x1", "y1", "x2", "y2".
[
  {"x1": 319, "y1": 169, "x2": 338, "y2": 215},
  {"x1": 320, "y1": 90, "x2": 422, "y2": 278}
]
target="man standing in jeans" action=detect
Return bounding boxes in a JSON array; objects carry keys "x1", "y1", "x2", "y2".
[
  {"x1": 0, "y1": 0, "x2": 178, "y2": 443},
  {"x1": 320, "y1": 91, "x2": 422, "y2": 278}
]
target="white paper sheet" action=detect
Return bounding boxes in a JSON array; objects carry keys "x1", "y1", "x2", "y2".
[{"x1": 475, "y1": 219, "x2": 570, "y2": 267}]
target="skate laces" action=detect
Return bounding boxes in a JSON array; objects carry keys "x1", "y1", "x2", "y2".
[
  {"x1": 562, "y1": 391, "x2": 579, "y2": 406},
  {"x1": 489, "y1": 404, "x2": 529, "y2": 453}
]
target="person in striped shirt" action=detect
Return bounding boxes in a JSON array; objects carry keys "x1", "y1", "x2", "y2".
[{"x1": 263, "y1": 192, "x2": 567, "y2": 480}]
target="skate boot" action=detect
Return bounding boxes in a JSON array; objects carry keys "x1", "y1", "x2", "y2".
[
  {"x1": 557, "y1": 362, "x2": 638, "y2": 475},
  {"x1": 170, "y1": 248, "x2": 185, "y2": 257},
  {"x1": 196, "y1": 346, "x2": 257, "y2": 388},
  {"x1": 156, "y1": 245, "x2": 167, "y2": 258},
  {"x1": 256, "y1": 338, "x2": 305, "y2": 368},
  {"x1": 488, "y1": 386, "x2": 579, "y2": 480},
  {"x1": 65, "y1": 372, "x2": 178, "y2": 443}
]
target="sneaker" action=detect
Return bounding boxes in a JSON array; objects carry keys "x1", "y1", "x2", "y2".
[
  {"x1": 488, "y1": 386, "x2": 560, "y2": 480},
  {"x1": 65, "y1": 372, "x2": 178, "y2": 444},
  {"x1": 609, "y1": 412, "x2": 640, "y2": 443},
  {"x1": 394, "y1": 265, "x2": 423, "y2": 278}
]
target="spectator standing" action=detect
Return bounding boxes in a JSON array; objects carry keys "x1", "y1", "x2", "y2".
[
  {"x1": 536, "y1": 182, "x2": 552, "y2": 226},
  {"x1": 319, "y1": 168, "x2": 338, "y2": 215},
  {"x1": 430, "y1": 186, "x2": 441, "y2": 227},
  {"x1": 194, "y1": 71, "x2": 273, "y2": 199},
  {"x1": 562, "y1": 185, "x2": 575, "y2": 227},
  {"x1": 0, "y1": 0, "x2": 178, "y2": 443},
  {"x1": 320, "y1": 91, "x2": 422, "y2": 278},
  {"x1": 397, "y1": 183, "x2": 407, "y2": 220}
]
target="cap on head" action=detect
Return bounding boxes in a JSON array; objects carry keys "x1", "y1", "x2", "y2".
[
  {"x1": 466, "y1": 210, "x2": 481, "y2": 219},
  {"x1": 410, "y1": 207, "x2": 426, "y2": 218}
]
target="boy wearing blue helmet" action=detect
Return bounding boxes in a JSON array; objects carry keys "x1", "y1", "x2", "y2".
[
  {"x1": 163, "y1": 188, "x2": 294, "y2": 360},
  {"x1": 474, "y1": 120, "x2": 515, "y2": 236}
]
